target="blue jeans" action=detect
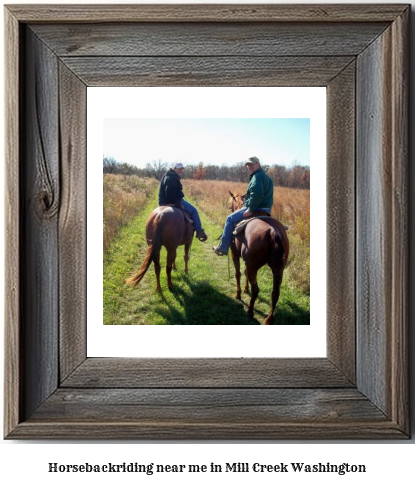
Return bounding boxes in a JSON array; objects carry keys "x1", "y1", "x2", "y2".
[
  {"x1": 218, "y1": 207, "x2": 271, "y2": 252},
  {"x1": 180, "y1": 199, "x2": 203, "y2": 232}
]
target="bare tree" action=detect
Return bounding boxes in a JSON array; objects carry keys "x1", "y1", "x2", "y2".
[
  {"x1": 145, "y1": 159, "x2": 168, "y2": 180},
  {"x1": 234, "y1": 161, "x2": 247, "y2": 182},
  {"x1": 193, "y1": 162, "x2": 207, "y2": 180}
]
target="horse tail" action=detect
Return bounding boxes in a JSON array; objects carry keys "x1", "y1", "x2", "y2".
[
  {"x1": 125, "y1": 246, "x2": 153, "y2": 287},
  {"x1": 126, "y1": 214, "x2": 164, "y2": 287},
  {"x1": 269, "y1": 227, "x2": 285, "y2": 267}
]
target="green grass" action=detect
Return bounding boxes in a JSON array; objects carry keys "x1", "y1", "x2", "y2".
[{"x1": 103, "y1": 191, "x2": 310, "y2": 325}]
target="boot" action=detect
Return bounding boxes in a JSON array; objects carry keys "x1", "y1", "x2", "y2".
[
  {"x1": 212, "y1": 245, "x2": 227, "y2": 256},
  {"x1": 196, "y1": 229, "x2": 208, "y2": 241}
]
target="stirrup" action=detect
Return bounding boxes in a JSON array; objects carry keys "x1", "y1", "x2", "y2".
[
  {"x1": 196, "y1": 229, "x2": 208, "y2": 241},
  {"x1": 212, "y1": 245, "x2": 227, "y2": 256}
]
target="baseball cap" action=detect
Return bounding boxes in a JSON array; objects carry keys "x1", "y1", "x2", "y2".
[
  {"x1": 173, "y1": 162, "x2": 184, "y2": 169},
  {"x1": 246, "y1": 156, "x2": 260, "y2": 165}
]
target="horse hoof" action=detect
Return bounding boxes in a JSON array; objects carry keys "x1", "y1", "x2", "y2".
[
  {"x1": 264, "y1": 316, "x2": 273, "y2": 325},
  {"x1": 235, "y1": 293, "x2": 241, "y2": 300}
]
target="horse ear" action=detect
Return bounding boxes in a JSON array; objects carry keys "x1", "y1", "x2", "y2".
[
  {"x1": 229, "y1": 191, "x2": 235, "y2": 198},
  {"x1": 242, "y1": 194, "x2": 247, "y2": 200}
]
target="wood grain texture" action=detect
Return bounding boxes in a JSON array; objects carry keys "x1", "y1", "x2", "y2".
[
  {"x1": 58, "y1": 63, "x2": 87, "y2": 381},
  {"x1": 326, "y1": 62, "x2": 356, "y2": 383},
  {"x1": 4, "y1": 4, "x2": 410, "y2": 440},
  {"x1": 4, "y1": 6, "x2": 21, "y2": 438},
  {"x1": 62, "y1": 358, "x2": 352, "y2": 388},
  {"x1": 355, "y1": 19, "x2": 408, "y2": 420},
  {"x1": 32, "y1": 388, "x2": 386, "y2": 423},
  {"x1": 21, "y1": 28, "x2": 60, "y2": 420},
  {"x1": 61, "y1": 56, "x2": 354, "y2": 87},
  {"x1": 356, "y1": 7, "x2": 408, "y2": 427},
  {"x1": 389, "y1": 8, "x2": 409, "y2": 432},
  {"x1": 7, "y1": 385, "x2": 405, "y2": 439},
  {"x1": 7, "y1": 421, "x2": 407, "y2": 441},
  {"x1": 6, "y1": 4, "x2": 409, "y2": 23},
  {"x1": 357, "y1": 31, "x2": 390, "y2": 414},
  {"x1": 31, "y1": 22, "x2": 388, "y2": 57}
]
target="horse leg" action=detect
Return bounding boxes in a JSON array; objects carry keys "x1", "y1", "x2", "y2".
[
  {"x1": 243, "y1": 266, "x2": 250, "y2": 294},
  {"x1": 246, "y1": 267, "x2": 259, "y2": 318},
  {"x1": 184, "y1": 242, "x2": 191, "y2": 274},
  {"x1": 166, "y1": 248, "x2": 177, "y2": 289},
  {"x1": 264, "y1": 267, "x2": 284, "y2": 325},
  {"x1": 231, "y1": 251, "x2": 242, "y2": 300},
  {"x1": 153, "y1": 249, "x2": 162, "y2": 292}
]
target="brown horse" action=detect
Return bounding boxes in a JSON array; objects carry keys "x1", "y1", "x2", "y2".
[
  {"x1": 126, "y1": 206, "x2": 194, "y2": 291},
  {"x1": 228, "y1": 192, "x2": 289, "y2": 324}
]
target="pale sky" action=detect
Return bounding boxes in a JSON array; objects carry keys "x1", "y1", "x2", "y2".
[{"x1": 103, "y1": 118, "x2": 310, "y2": 168}]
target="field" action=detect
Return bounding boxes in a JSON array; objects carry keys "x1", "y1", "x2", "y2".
[
  {"x1": 103, "y1": 174, "x2": 159, "y2": 252},
  {"x1": 103, "y1": 175, "x2": 310, "y2": 325}
]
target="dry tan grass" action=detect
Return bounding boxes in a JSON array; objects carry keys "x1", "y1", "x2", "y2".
[
  {"x1": 103, "y1": 174, "x2": 158, "y2": 252},
  {"x1": 184, "y1": 179, "x2": 310, "y2": 234}
]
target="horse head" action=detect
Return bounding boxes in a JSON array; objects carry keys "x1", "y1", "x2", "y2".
[{"x1": 228, "y1": 191, "x2": 246, "y2": 212}]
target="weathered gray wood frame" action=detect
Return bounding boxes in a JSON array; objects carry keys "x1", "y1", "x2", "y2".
[{"x1": 4, "y1": 4, "x2": 409, "y2": 439}]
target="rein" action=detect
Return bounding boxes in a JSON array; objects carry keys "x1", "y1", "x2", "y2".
[
  {"x1": 227, "y1": 192, "x2": 245, "y2": 281},
  {"x1": 217, "y1": 232, "x2": 231, "y2": 280}
]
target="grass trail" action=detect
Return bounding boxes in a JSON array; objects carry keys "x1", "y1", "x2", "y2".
[{"x1": 103, "y1": 191, "x2": 310, "y2": 325}]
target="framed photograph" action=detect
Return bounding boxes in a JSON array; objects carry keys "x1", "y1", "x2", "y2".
[
  {"x1": 90, "y1": 88, "x2": 324, "y2": 358},
  {"x1": 4, "y1": 4, "x2": 409, "y2": 439}
]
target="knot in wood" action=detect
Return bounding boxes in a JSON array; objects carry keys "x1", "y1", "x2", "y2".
[{"x1": 36, "y1": 187, "x2": 59, "y2": 219}]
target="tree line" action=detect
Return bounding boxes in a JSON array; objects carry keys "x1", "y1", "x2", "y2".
[{"x1": 103, "y1": 156, "x2": 310, "y2": 190}]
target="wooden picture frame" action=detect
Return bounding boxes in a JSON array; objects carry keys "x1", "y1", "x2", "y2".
[{"x1": 4, "y1": 4, "x2": 409, "y2": 439}]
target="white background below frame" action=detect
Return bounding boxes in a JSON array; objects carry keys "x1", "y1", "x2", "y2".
[{"x1": 87, "y1": 87, "x2": 326, "y2": 358}]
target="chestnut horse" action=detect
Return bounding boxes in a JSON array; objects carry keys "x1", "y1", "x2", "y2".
[
  {"x1": 126, "y1": 206, "x2": 193, "y2": 291},
  {"x1": 228, "y1": 192, "x2": 289, "y2": 324}
]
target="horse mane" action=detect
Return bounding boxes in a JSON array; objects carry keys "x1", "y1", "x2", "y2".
[{"x1": 228, "y1": 191, "x2": 245, "y2": 211}]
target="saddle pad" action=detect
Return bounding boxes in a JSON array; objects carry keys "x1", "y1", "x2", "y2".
[
  {"x1": 167, "y1": 205, "x2": 193, "y2": 224},
  {"x1": 233, "y1": 216, "x2": 275, "y2": 235}
]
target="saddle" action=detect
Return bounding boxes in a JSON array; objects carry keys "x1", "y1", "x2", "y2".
[
  {"x1": 233, "y1": 213, "x2": 272, "y2": 236},
  {"x1": 168, "y1": 204, "x2": 193, "y2": 225},
  {"x1": 233, "y1": 214, "x2": 288, "y2": 236}
]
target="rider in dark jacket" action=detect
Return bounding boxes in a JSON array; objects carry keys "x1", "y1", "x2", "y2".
[
  {"x1": 158, "y1": 162, "x2": 208, "y2": 241},
  {"x1": 159, "y1": 168, "x2": 184, "y2": 206}
]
